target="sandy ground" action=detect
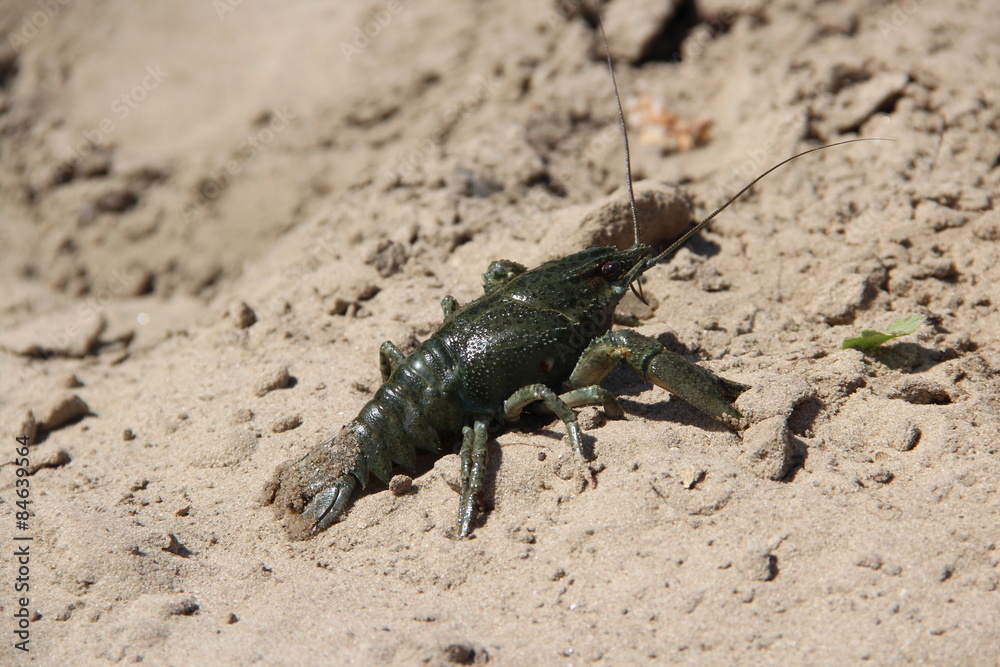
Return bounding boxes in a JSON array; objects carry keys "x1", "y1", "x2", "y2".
[{"x1": 1, "y1": 0, "x2": 999, "y2": 664}]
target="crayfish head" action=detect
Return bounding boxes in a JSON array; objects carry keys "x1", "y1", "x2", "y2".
[
  {"x1": 500, "y1": 245, "x2": 655, "y2": 327},
  {"x1": 605, "y1": 244, "x2": 657, "y2": 296}
]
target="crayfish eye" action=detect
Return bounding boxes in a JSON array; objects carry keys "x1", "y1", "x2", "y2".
[{"x1": 599, "y1": 260, "x2": 623, "y2": 279}]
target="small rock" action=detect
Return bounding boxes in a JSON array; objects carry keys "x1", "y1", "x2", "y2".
[
  {"x1": 679, "y1": 467, "x2": 706, "y2": 489},
  {"x1": 166, "y1": 597, "x2": 199, "y2": 616},
  {"x1": 443, "y1": 643, "x2": 476, "y2": 665},
  {"x1": 972, "y1": 210, "x2": 1000, "y2": 241},
  {"x1": 36, "y1": 394, "x2": 90, "y2": 433},
  {"x1": 95, "y1": 187, "x2": 139, "y2": 213},
  {"x1": 255, "y1": 366, "x2": 291, "y2": 397},
  {"x1": 577, "y1": 406, "x2": 605, "y2": 431},
  {"x1": 743, "y1": 416, "x2": 794, "y2": 481},
  {"x1": 828, "y1": 71, "x2": 909, "y2": 133},
  {"x1": 231, "y1": 408, "x2": 254, "y2": 424},
  {"x1": 866, "y1": 469, "x2": 894, "y2": 486},
  {"x1": 915, "y1": 199, "x2": 968, "y2": 231},
  {"x1": 543, "y1": 182, "x2": 692, "y2": 256},
  {"x1": 228, "y1": 300, "x2": 257, "y2": 329},
  {"x1": 855, "y1": 553, "x2": 884, "y2": 570},
  {"x1": 0, "y1": 310, "x2": 106, "y2": 358},
  {"x1": 163, "y1": 534, "x2": 193, "y2": 558},
  {"x1": 270, "y1": 414, "x2": 302, "y2": 433},
  {"x1": 123, "y1": 428, "x2": 136, "y2": 441},
  {"x1": 866, "y1": 411, "x2": 921, "y2": 452},
  {"x1": 389, "y1": 474, "x2": 412, "y2": 496},
  {"x1": 17, "y1": 410, "x2": 38, "y2": 446},
  {"x1": 366, "y1": 239, "x2": 408, "y2": 278},
  {"x1": 743, "y1": 549, "x2": 779, "y2": 582},
  {"x1": 736, "y1": 375, "x2": 813, "y2": 422},
  {"x1": 26, "y1": 447, "x2": 71, "y2": 474},
  {"x1": 603, "y1": 0, "x2": 681, "y2": 62}
]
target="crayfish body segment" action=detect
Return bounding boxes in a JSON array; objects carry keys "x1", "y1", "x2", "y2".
[{"x1": 264, "y1": 245, "x2": 748, "y2": 539}]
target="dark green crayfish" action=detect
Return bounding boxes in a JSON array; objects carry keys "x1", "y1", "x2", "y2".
[
  {"x1": 262, "y1": 189, "x2": 767, "y2": 539},
  {"x1": 262, "y1": 18, "x2": 880, "y2": 538}
]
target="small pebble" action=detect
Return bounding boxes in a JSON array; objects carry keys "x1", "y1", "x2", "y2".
[
  {"x1": 255, "y1": 366, "x2": 291, "y2": 397},
  {"x1": 855, "y1": 553, "x2": 883, "y2": 570},
  {"x1": 228, "y1": 300, "x2": 257, "y2": 329},
  {"x1": 163, "y1": 534, "x2": 193, "y2": 558},
  {"x1": 389, "y1": 474, "x2": 412, "y2": 496},
  {"x1": 886, "y1": 419, "x2": 921, "y2": 452},
  {"x1": 18, "y1": 411, "x2": 38, "y2": 446},
  {"x1": 27, "y1": 447, "x2": 71, "y2": 474},
  {"x1": 37, "y1": 394, "x2": 90, "y2": 433},
  {"x1": 577, "y1": 407, "x2": 605, "y2": 430},
  {"x1": 443, "y1": 643, "x2": 476, "y2": 665},
  {"x1": 270, "y1": 414, "x2": 302, "y2": 433},
  {"x1": 743, "y1": 416, "x2": 794, "y2": 481},
  {"x1": 680, "y1": 467, "x2": 706, "y2": 489},
  {"x1": 231, "y1": 408, "x2": 254, "y2": 424},
  {"x1": 743, "y1": 549, "x2": 779, "y2": 582},
  {"x1": 867, "y1": 469, "x2": 894, "y2": 485}
]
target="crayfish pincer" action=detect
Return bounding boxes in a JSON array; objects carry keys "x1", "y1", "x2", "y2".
[{"x1": 263, "y1": 243, "x2": 750, "y2": 539}]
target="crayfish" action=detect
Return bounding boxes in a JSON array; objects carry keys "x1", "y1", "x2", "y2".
[{"x1": 263, "y1": 18, "x2": 882, "y2": 539}]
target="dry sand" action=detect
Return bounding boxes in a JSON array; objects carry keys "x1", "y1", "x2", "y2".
[{"x1": 1, "y1": 0, "x2": 998, "y2": 664}]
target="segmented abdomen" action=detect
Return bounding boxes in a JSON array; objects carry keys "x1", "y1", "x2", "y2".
[{"x1": 347, "y1": 336, "x2": 468, "y2": 488}]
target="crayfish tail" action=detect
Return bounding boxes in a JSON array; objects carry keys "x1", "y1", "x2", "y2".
[{"x1": 264, "y1": 427, "x2": 366, "y2": 540}]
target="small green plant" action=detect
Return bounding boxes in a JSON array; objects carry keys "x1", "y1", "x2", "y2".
[{"x1": 841, "y1": 314, "x2": 927, "y2": 351}]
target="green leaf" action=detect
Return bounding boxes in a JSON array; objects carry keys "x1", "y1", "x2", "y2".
[
  {"x1": 841, "y1": 315, "x2": 927, "y2": 351},
  {"x1": 884, "y1": 314, "x2": 927, "y2": 336}
]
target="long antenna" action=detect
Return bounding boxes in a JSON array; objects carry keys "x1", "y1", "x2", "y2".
[
  {"x1": 646, "y1": 137, "x2": 895, "y2": 267},
  {"x1": 597, "y1": 15, "x2": 640, "y2": 247}
]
